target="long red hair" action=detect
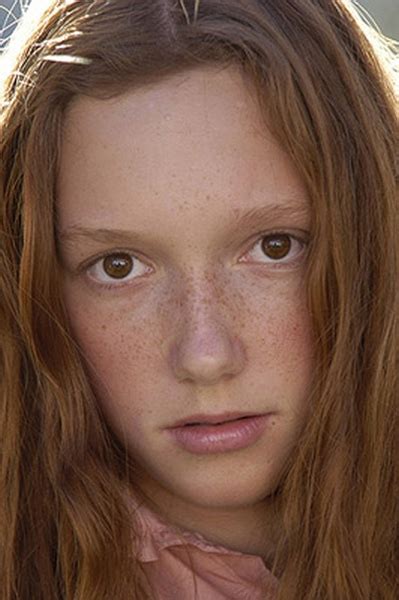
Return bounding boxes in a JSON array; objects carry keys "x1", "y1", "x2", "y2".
[{"x1": 1, "y1": 1, "x2": 398, "y2": 597}]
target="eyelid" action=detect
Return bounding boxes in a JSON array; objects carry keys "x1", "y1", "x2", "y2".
[
  {"x1": 249, "y1": 228, "x2": 310, "y2": 246},
  {"x1": 80, "y1": 248, "x2": 150, "y2": 272}
]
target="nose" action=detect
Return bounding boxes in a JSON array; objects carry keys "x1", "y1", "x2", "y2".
[{"x1": 169, "y1": 292, "x2": 246, "y2": 385}]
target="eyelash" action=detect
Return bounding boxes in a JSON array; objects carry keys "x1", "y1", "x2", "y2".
[{"x1": 83, "y1": 231, "x2": 309, "y2": 291}]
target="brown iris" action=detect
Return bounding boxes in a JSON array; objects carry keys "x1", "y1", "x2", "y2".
[
  {"x1": 103, "y1": 253, "x2": 133, "y2": 279},
  {"x1": 261, "y1": 234, "x2": 291, "y2": 260}
]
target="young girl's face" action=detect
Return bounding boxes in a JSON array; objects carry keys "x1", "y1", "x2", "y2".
[{"x1": 58, "y1": 65, "x2": 314, "y2": 512}]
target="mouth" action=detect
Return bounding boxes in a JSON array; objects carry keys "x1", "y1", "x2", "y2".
[
  {"x1": 184, "y1": 415, "x2": 252, "y2": 426},
  {"x1": 166, "y1": 413, "x2": 273, "y2": 454},
  {"x1": 170, "y1": 412, "x2": 267, "y2": 428}
]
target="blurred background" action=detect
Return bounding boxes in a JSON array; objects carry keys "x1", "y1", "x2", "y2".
[{"x1": 0, "y1": 0, "x2": 398, "y2": 50}]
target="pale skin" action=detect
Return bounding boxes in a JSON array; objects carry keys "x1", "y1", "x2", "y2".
[{"x1": 57, "y1": 64, "x2": 315, "y2": 569}]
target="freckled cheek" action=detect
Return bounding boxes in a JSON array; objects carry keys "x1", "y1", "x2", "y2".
[
  {"x1": 269, "y1": 311, "x2": 313, "y2": 361},
  {"x1": 85, "y1": 323, "x2": 156, "y2": 369},
  {"x1": 64, "y1": 298, "x2": 162, "y2": 397},
  {"x1": 245, "y1": 291, "x2": 314, "y2": 369}
]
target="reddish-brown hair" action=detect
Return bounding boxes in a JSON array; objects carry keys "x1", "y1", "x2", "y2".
[{"x1": 1, "y1": 1, "x2": 398, "y2": 598}]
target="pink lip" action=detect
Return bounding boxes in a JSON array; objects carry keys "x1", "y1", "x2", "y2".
[{"x1": 167, "y1": 414, "x2": 273, "y2": 454}]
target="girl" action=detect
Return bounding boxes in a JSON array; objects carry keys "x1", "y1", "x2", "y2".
[{"x1": 1, "y1": 1, "x2": 398, "y2": 598}]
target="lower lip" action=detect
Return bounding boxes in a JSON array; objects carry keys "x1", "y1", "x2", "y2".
[{"x1": 167, "y1": 414, "x2": 272, "y2": 454}]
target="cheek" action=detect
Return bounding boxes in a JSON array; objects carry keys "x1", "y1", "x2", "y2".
[
  {"x1": 65, "y1": 297, "x2": 162, "y2": 413},
  {"x1": 242, "y1": 286, "x2": 315, "y2": 428},
  {"x1": 246, "y1": 283, "x2": 314, "y2": 370},
  {"x1": 266, "y1": 311, "x2": 313, "y2": 372}
]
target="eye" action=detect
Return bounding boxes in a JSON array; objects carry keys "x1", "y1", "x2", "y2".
[
  {"x1": 86, "y1": 252, "x2": 150, "y2": 286},
  {"x1": 243, "y1": 233, "x2": 306, "y2": 266}
]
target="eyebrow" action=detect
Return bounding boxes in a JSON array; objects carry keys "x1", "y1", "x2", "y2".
[{"x1": 57, "y1": 201, "x2": 310, "y2": 248}]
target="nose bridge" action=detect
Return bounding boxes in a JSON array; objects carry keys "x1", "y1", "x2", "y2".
[{"x1": 168, "y1": 270, "x2": 246, "y2": 384}]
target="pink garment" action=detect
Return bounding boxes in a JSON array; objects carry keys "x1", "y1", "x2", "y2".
[{"x1": 128, "y1": 494, "x2": 279, "y2": 600}]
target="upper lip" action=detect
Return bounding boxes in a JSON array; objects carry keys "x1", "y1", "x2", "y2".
[{"x1": 169, "y1": 411, "x2": 268, "y2": 427}]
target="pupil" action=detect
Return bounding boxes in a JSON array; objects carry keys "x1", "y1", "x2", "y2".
[
  {"x1": 262, "y1": 235, "x2": 291, "y2": 259},
  {"x1": 103, "y1": 254, "x2": 133, "y2": 279}
]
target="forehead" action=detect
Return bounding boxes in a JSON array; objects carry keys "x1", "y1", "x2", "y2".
[
  {"x1": 57, "y1": 64, "x2": 309, "y2": 243},
  {"x1": 63, "y1": 63, "x2": 261, "y2": 140}
]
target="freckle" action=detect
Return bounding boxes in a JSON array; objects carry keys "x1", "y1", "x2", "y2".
[{"x1": 101, "y1": 324, "x2": 107, "y2": 331}]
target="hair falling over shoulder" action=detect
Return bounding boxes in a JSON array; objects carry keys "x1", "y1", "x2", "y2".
[{"x1": 0, "y1": 1, "x2": 398, "y2": 598}]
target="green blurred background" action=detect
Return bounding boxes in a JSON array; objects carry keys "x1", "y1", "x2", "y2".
[{"x1": 1, "y1": 1, "x2": 398, "y2": 50}]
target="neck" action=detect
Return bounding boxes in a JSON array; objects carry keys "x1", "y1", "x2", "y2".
[{"x1": 135, "y1": 480, "x2": 284, "y2": 573}]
